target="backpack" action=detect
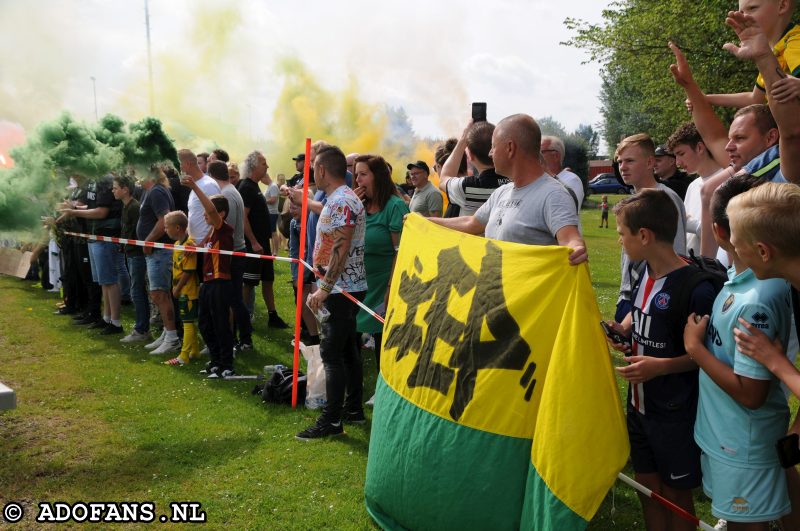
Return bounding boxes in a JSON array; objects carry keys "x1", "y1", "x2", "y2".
[
  {"x1": 667, "y1": 251, "x2": 728, "y2": 343},
  {"x1": 251, "y1": 365, "x2": 307, "y2": 405},
  {"x1": 630, "y1": 251, "x2": 727, "y2": 349}
]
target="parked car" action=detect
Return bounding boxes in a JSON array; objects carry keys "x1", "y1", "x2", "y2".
[{"x1": 588, "y1": 173, "x2": 632, "y2": 195}]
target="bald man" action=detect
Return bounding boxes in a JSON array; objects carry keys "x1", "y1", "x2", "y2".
[{"x1": 428, "y1": 113, "x2": 587, "y2": 265}]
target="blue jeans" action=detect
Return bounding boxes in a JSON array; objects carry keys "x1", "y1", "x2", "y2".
[
  {"x1": 87, "y1": 240, "x2": 120, "y2": 285},
  {"x1": 116, "y1": 250, "x2": 131, "y2": 301},
  {"x1": 127, "y1": 255, "x2": 150, "y2": 333}
]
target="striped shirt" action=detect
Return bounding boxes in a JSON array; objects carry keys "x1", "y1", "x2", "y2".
[
  {"x1": 445, "y1": 168, "x2": 510, "y2": 216},
  {"x1": 201, "y1": 221, "x2": 233, "y2": 281}
]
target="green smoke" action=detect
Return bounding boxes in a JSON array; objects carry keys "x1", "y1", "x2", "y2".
[
  {"x1": 0, "y1": 113, "x2": 179, "y2": 235},
  {"x1": 126, "y1": 116, "x2": 179, "y2": 170},
  {"x1": 39, "y1": 112, "x2": 122, "y2": 178}
]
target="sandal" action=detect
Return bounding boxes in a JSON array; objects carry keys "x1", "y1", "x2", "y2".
[{"x1": 164, "y1": 357, "x2": 185, "y2": 366}]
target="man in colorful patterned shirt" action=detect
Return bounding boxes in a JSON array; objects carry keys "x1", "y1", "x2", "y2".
[{"x1": 298, "y1": 145, "x2": 368, "y2": 441}]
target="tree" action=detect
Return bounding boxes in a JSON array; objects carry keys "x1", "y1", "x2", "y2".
[
  {"x1": 563, "y1": 1, "x2": 800, "y2": 154},
  {"x1": 574, "y1": 124, "x2": 600, "y2": 158},
  {"x1": 537, "y1": 116, "x2": 568, "y2": 138}
]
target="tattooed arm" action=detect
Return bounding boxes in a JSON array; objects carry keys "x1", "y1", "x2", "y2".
[{"x1": 307, "y1": 224, "x2": 355, "y2": 312}]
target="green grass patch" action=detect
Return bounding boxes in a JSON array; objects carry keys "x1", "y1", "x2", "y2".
[{"x1": 0, "y1": 198, "x2": 793, "y2": 529}]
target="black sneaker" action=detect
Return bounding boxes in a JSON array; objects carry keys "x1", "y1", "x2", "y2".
[
  {"x1": 295, "y1": 421, "x2": 344, "y2": 441},
  {"x1": 72, "y1": 312, "x2": 88, "y2": 321},
  {"x1": 199, "y1": 362, "x2": 218, "y2": 375},
  {"x1": 89, "y1": 319, "x2": 109, "y2": 330},
  {"x1": 57, "y1": 307, "x2": 78, "y2": 316},
  {"x1": 342, "y1": 410, "x2": 367, "y2": 425},
  {"x1": 206, "y1": 367, "x2": 224, "y2": 379},
  {"x1": 99, "y1": 323, "x2": 124, "y2": 335},
  {"x1": 74, "y1": 315, "x2": 100, "y2": 325},
  {"x1": 268, "y1": 312, "x2": 289, "y2": 329},
  {"x1": 235, "y1": 341, "x2": 253, "y2": 352}
]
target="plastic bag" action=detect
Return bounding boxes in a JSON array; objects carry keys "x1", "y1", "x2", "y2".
[{"x1": 299, "y1": 342, "x2": 327, "y2": 409}]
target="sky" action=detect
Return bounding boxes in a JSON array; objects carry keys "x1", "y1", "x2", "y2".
[{"x1": 0, "y1": 0, "x2": 612, "y2": 167}]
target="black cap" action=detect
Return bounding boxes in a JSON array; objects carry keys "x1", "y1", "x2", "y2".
[
  {"x1": 654, "y1": 145, "x2": 674, "y2": 158},
  {"x1": 406, "y1": 160, "x2": 430, "y2": 174},
  {"x1": 292, "y1": 153, "x2": 305, "y2": 161}
]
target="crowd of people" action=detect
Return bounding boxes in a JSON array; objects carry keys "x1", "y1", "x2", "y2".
[
  {"x1": 17, "y1": 2, "x2": 800, "y2": 529},
  {"x1": 600, "y1": 6, "x2": 800, "y2": 530}
]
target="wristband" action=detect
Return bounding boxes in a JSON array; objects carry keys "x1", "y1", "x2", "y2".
[{"x1": 319, "y1": 280, "x2": 334, "y2": 293}]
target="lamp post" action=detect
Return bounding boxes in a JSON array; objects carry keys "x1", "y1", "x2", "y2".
[{"x1": 90, "y1": 76, "x2": 98, "y2": 121}]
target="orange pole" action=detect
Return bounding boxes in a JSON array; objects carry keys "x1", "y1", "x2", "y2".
[{"x1": 291, "y1": 138, "x2": 312, "y2": 408}]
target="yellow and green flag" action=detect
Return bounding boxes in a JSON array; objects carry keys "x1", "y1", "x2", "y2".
[{"x1": 365, "y1": 214, "x2": 628, "y2": 530}]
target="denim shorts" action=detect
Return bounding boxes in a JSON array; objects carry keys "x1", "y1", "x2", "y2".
[
  {"x1": 145, "y1": 248, "x2": 172, "y2": 292},
  {"x1": 87, "y1": 240, "x2": 120, "y2": 286}
]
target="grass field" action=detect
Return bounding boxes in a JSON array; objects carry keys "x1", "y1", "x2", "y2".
[{"x1": 0, "y1": 195, "x2": 789, "y2": 529}]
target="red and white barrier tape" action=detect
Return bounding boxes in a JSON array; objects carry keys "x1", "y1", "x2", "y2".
[
  {"x1": 617, "y1": 473, "x2": 714, "y2": 530},
  {"x1": 64, "y1": 231, "x2": 385, "y2": 324}
]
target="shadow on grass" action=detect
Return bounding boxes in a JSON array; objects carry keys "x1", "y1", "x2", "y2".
[{"x1": 0, "y1": 428, "x2": 261, "y2": 499}]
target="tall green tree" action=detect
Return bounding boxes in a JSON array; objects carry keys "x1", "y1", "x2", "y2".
[
  {"x1": 537, "y1": 116, "x2": 591, "y2": 182},
  {"x1": 574, "y1": 123, "x2": 600, "y2": 157},
  {"x1": 564, "y1": 1, "x2": 800, "y2": 154}
]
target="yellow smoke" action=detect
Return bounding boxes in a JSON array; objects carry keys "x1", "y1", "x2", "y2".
[{"x1": 114, "y1": 3, "x2": 440, "y2": 182}]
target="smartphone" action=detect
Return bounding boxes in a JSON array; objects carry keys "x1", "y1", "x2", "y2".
[
  {"x1": 472, "y1": 102, "x2": 487, "y2": 123},
  {"x1": 600, "y1": 321, "x2": 630, "y2": 346},
  {"x1": 776, "y1": 433, "x2": 800, "y2": 468}
]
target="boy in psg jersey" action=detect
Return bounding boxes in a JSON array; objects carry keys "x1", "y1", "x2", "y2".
[{"x1": 605, "y1": 189, "x2": 717, "y2": 531}]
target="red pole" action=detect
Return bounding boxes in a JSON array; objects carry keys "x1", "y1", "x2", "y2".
[{"x1": 291, "y1": 138, "x2": 312, "y2": 408}]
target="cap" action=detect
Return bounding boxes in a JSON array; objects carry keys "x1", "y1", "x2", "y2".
[
  {"x1": 654, "y1": 145, "x2": 674, "y2": 158},
  {"x1": 406, "y1": 160, "x2": 430, "y2": 174},
  {"x1": 292, "y1": 153, "x2": 305, "y2": 161}
]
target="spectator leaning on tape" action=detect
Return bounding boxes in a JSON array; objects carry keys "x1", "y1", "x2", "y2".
[
  {"x1": 137, "y1": 164, "x2": 180, "y2": 354},
  {"x1": 59, "y1": 172, "x2": 125, "y2": 335}
]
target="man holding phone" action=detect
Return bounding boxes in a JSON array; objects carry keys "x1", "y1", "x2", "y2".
[{"x1": 438, "y1": 108, "x2": 510, "y2": 217}]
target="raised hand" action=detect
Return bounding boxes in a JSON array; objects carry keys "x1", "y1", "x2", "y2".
[
  {"x1": 668, "y1": 42, "x2": 696, "y2": 88},
  {"x1": 722, "y1": 10, "x2": 772, "y2": 62}
]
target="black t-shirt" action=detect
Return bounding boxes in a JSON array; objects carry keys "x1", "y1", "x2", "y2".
[
  {"x1": 238, "y1": 178, "x2": 270, "y2": 248},
  {"x1": 167, "y1": 176, "x2": 190, "y2": 214},
  {"x1": 136, "y1": 184, "x2": 174, "y2": 243},
  {"x1": 659, "y1": 170, "x2": 694, "y2": 201},
  {"x1": 121, "y1": 199, "x2": 143, "y2": 256},
  {"x1": 63, "y1": 183, "x2": 89, "y2": 235},
  {"x1": 86, "y1": 175, "x2": 122, "y2": 236}
]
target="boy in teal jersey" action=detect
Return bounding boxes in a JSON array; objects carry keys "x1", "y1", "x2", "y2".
[
  {"x1": 684, "y1": 174, "x2": 793, "y2": 527},
  {"x1": 728, "y1": 182, "x2": 800, "y2": 529}
]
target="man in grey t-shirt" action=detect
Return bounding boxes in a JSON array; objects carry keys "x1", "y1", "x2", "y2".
[
  {"x1": 429, "y1": 114, "x2": 587, "y2": 265},
  {"x1": 407, "y1": 161, "x2": 443, "y2": 217}
]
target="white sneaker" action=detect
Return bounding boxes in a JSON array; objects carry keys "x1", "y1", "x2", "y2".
[
  {"x1": 365, "y1": 394, "x2": 375, "y2": 407},
  {"x1": 714, "y1": 520, "x2": 727, "y2": 531},
  {"x1": 120, "y1": 330, "x2": 151, "y2": 343},
  {"x1": 145, "y1": 329, "x2": 166, "y2": 350},
  {"x1": 149, "y1": 337, "x2": 181, "y2": 355},
  {"x1": 199, "y1": 345, "x2": 209, "y2": 356}
]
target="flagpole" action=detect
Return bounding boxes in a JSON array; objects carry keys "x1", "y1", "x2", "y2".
[{"x1": 291, "y1": 138, "x2": 312, "y2": 408}]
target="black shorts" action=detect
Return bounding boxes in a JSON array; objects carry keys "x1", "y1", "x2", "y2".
[
  {"x1": 242, "y1": 240, "x2": 274, "y2": 286},
  {"x1": 627, "y1": 409, "x2": 701, "y2": 490}
]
